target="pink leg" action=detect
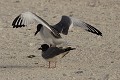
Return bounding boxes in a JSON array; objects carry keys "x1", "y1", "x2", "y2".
[
  {"x1": 54, "y1": 62, "x2": 57, "y2": 68},
  {"x1": 48, "y1": 61, "x2": 51, "y2": 68}
]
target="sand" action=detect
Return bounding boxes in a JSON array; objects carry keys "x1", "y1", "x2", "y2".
[{"x1": 0, "y1": 0, "x2": 120, "y2": 80}]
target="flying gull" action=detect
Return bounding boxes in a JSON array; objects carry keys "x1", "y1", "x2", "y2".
[{"x1": 12, "y1": 12, "x2": 102, "y2": 46}]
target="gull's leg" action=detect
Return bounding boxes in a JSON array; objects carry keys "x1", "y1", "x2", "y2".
[
  {"x1": 54, "y1": 61, "x2": 57, "y2": 68},
  {"x1": 48, "y1": 61, "x2": 57, "y2": 68},
  {"x1": 48, "y1": 61, "x2": 51, "y2": 68}
]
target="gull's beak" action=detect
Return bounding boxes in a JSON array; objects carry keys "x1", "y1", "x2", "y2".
[
  {"x1": 35, "y1": 24, "x2": 42, "y2": 36},
  {"x1": 34, "y1": 30, "x2": 39, "y2": 36},
  {"x1": 38, "y1": 47, "x2": 42, "y2": 50}
]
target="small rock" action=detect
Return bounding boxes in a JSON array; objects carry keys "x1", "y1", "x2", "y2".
[
  {"x1": 34, "y1": 63, "x2": 38, "y2": 64},
  {"x1": 27, "y1": 29, "x2": 31, "y2": 30},
  {"x1": 2, "y1": 66, "x2": 7, "y2": 68},
  {"x1": 27, "y1": 55, "x2": 36, "y2": 58},
  {"x1": 75, "y1": 71, "x2": 83, "y2": 74},
  {"x1": 53, "y1": 16, "x2": 57, "y2": 18},
  {"x1": 15, "y1": 0, "x2": 20, "y2": 3},
  {"x1": 111, "y1": 61, "x2": 114, "y2": 63},
  {"x1": 63, "y1": 73, "x2": 67, "y2": 76},
  {"x1": 69, "y1": 14, "x2": 73, "y2": 17}
]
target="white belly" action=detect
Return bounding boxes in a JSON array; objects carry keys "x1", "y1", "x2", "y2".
[
  {"x1": 39, "y1": 27, "x2": 64, "y2": 46},
  {"x1": 45, "y1": 51, "x2": 69, "y2": 62}
]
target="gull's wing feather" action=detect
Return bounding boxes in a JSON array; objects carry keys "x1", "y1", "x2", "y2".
[
  {"x1": 12, "y1": 12, "x2": 52, "y2": 32},
  {"x1": 71, "y1": 17, "x2": 102, "y2": 36},
  {"x1": 42, "y1": 47, "x2": 66, "y2": 59},
  {"x1": 54, "y1": 16, "x2": 102, "y2": 36},
  {"x1": 53, "y1": 16, "x2": 73, "y2": 35},
  {"x1": 43, "y1": 47, "x2": 75, "y2": 59}
]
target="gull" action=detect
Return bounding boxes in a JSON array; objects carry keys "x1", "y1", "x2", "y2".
[
  {"x1": 39, "y1": 44, "x2": 76, "y2": 68},
  {"x1": 12, "y1": 12, "x2": 102, "y2": 46}
]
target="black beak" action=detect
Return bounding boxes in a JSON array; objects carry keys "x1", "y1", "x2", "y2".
[
  {"x1": 35, "y1": 24, "x2": 42, "y2": 36},
  {"x1": 38, "y1": 47, "x2": 42, "y2": 50},
  {"x1": 34, "y1": 30, "x2": 39, "y2": 36}
]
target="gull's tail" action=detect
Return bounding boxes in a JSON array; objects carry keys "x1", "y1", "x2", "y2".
[{"x1": 64, "y1": 47, "x2": 76, "y2": 51}]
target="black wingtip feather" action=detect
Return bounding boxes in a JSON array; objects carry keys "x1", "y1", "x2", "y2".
[
  {"x1": 65, "y1": 47, "x2": 76, "y2": 51},
  {"x1": 12, "y1": 16, "x2": 20, "y2": 26},
  {"x1": 12, "y1": 15, "x2": 26, "y2": 28},
  {"x1": 86, "y1": 24, "x2": 102, "y2": 36},
  {"x1": 13, "y1": 25, "x2": 25, "y2": 28}
]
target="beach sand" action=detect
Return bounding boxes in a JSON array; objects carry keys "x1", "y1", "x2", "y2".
[{"x1": 0, "y1": 0, "x2": 120, "y2": 80}]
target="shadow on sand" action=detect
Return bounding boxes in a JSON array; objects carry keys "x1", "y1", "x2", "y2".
[{"x1": 0, "y1": 64, "x2": 45, "y2": 69}]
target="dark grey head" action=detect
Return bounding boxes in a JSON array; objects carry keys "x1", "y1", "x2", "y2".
[
  {"x1": 38, "y1": 44, "x2": 50, "y2": 51},
  {"x1": 34, "y1": 24, "x2": 43, "y2": 35}
]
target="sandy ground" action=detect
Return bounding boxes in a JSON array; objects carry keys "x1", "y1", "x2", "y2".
[{"x1": 0, "y1": 0, "x2": 120, "y2": 80}]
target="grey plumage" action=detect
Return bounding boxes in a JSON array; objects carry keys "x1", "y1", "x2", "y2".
[
  {"x1": 39, "y1": 44, "x2": 76, "y2": 68},
  {"x1": 54, "y1": 16, "x2": 102, "y2": 36}
]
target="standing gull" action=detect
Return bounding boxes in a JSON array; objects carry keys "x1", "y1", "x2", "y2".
[
  {"x1": 39, "y1": 44, "x2": 76, "y2": 68},
  {"x1": 12, "y1": 12, "x2": 102, "y2": 46}
]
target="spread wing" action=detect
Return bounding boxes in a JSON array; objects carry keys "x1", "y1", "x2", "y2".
[
  {"x1": 12, "y1": 12, "x2": 61, "y2": 37},
  {"x1": 54, "y1": 16, "x2": 102, "y2": 36},
  {"x1": 12, "y1": 12, "x2": 52, "y2": 32}
]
